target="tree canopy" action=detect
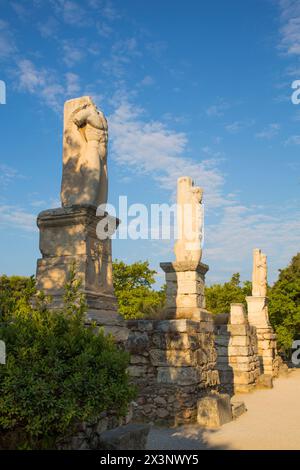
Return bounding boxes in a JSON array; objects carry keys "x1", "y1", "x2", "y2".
[{"x1": 112, "y1": 260, "x2": 165, "y2": 319}]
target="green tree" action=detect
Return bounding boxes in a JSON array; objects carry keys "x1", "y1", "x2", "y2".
[
  {"x1": 205, "y1": 273, "x2": 252, "y2": 315},
  {"x1": 0, "y1": 275, "x2": 36, "y2": 320},
  {"x1": 0, "y1": 267, "x2": 135, "y2": 449},
  {"x1": 113, "y1": 260, "x2": 166, "y2": 319},
  {"x1": 269, "y1": 253, "x2": 300, "y2": 352}
]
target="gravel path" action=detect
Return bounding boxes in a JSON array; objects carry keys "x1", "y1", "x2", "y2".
[{"x1": 147, "y1": 369, "x2": 300, "y2": 450}]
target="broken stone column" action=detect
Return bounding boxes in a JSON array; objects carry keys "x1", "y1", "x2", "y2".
[
  {"x1": 227, "y1": 304, "x2": 260, "y2": 393},
  {"x1": 160, "y1": 176, "x2": 209, "y2": 322},
  {"x1": 246, "y1": 249, "x2": 278, "y2": 376}
]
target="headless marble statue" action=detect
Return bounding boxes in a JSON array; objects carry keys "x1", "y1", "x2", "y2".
[
  {"x1": 252, "y1": 248, "x2": 267, "y2": 297},
  {"x1": 174, "y1": 176, "x2": 204, "y2": 264},
  {"x1": 61, "y1": 96, "x2": 108, "y2": 208}
]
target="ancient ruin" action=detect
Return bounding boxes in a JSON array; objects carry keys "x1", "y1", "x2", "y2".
[{"x1": 34, "y1": 96, "x2": 286, "y2": 431}]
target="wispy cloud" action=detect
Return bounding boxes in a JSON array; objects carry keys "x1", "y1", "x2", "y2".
[
  {"x1": 225, "y1": 119, "x2": 255, "y2": 134},
  {"x1": 0, "y1": 164, "x2": 25, "y2": 186},
  {"x1": 278, "y1": 0, "x2": 300, "y2": 55},
  {"x1": 0, "y1": 204, "x2": 36, "y2": 232},
  {"x1": 15, "y1": 59, "x2": 82, "y2": 111},
  {"x1": 109, "y1": 99, "x2": 226, "y2": 208},
  {"x1": 0, "y1": 19, "x2": 17, "y2": 60},
  {"x1": 206, "y1": 99, "x2": 230, "y2": 117},
  {"x1": 205, "y1": 202, "x2": 300, "y2": 284},
  {"x1": 255, "y1": 123, "x2": 280, "y2": 139},
  {"x1": 284, "y1": 134, "x2": 300, "y2": 144}
]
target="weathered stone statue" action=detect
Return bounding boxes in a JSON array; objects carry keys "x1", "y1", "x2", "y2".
[
  {"x1": 35, "y1": 97, "x2": 125, "y2": 339},
  {"x1": 61, "y1": 96, "x2": 108, "y2": 208},
  {"x1": 252, "y1": 248, "x2": 267, "y2": 297},
  {"x1": 161, "y1": 176, "x2": 209, "y2": 320},
  {"x1": 174, "y1": 176, "x2": 203, "y2": 264}
]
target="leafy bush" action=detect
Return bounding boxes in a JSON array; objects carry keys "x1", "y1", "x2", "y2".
[
  {"x1": 113, "y1": 260, "x2": 166, "y2": 319},
  {"x1": 205, "y1": 273, "x2": 252, "y2": 315},
  {"x1": 0, "y1": 269, "x2": 135, "y2": 449},
  {"x1": 0, "y1": 275, "x2": 36, "y2": 321},
  {"x1": 269, "y1": 253, "x2": 300, "y2": 352}
]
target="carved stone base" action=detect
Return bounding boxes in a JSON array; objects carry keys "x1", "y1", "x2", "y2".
[
  {"x1": 246, "y1": 296, "x2": 270, "y2": 328},
  {"x1": 160, "y1": 261, "x2": 209, "y2": 320},
  {"x1": 36, "y1": 205, "x2": 124, "y2": 332}
]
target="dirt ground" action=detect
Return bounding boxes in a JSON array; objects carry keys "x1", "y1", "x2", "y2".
[{"x1": 147, "y1": 369, "x2": 300, "y2": 450}]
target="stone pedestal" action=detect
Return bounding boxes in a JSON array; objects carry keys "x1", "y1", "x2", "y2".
[
  {"x1": 36, "y1": 205, "x2": 126, "y2": 339},
  {"x1": 214, "y1": 304, "x2": 260, "y2": 394},
  {"x1": 246, "y1": 296, "x2": 277, "y2": 376},
  {"x1": 160, "y1": 261, "x2": 209, "y2": 320}
]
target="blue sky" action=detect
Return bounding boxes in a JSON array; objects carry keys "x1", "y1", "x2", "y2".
[{"x1": 0, "y1": 0, "x2": 299, "y2": 286}]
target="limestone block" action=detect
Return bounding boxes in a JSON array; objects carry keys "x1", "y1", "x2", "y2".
[
  {"x1": 246, "y1": 296, "x2": 270, "y2": 328},
  {"x1": 228, "y1": 346, "x2": 252, "y2": 356},
  {"x1": 233, "y1": 371, "x2": 254, "y2": 385},
  {"x1": 175, "y1": 294, "x2": 201, "y2": 308},
  {"x1": 165, "y1": 333, "x2": 198, "y2": 350},
  {"x1": 98, "y1": 424, "x2": 150, "y2": 450},
  {"x1": 229, "y1": 336, "x2": 250, "y2": 347},
  {"x1": 126, "y1": 332, "x2": 150, "y2": 354},
  {"x1": 197, "y1": 394, "x2": 232, "y2": 428},
  {"x1": 227, "y1": 325, "x2": 249, "y2": 336},
  {"x1": 230, "y1": 303, "x2": 247, "y2": 325},
  {"x1": 256, "y1": 374, "x2": 273, "y2": 389},
  {"x1": 127, "y1": 366, "x2": 148, "y2": 378},
  {"x1": 157, "y1": 366, "x2": 200, "y2": 385},
  {"x1": 231, "y1": 400, "x2": 247, "y2": 420},
  {"x1": 229, "y1": 356, "x2": 252, "y2": 364},
  {"x1": 176, "y1": 280, "x2": 203, "y2": 295},
  {"x1": 149, "y1": 349, "x2": 197, "y2": 366},
  {"x1": 156, "y1": 319, "x2": 188, "y2": 333}
]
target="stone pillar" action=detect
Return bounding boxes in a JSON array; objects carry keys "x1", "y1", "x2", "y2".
[
  {"x1": 246, "y1": 249, "x2": 278, "y2": 376},
  {"x1": 227, "y1": 304, "x2": 260, "y2": 393}
]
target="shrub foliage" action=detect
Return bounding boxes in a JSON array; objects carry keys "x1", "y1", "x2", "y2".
[{"x1": 0, "y1": 269, "x2": 135, "y2": 449}]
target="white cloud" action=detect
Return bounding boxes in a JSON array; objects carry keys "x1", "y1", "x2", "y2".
[
  {"x1": 206, "y1": 99, "x2": 229, "y2": 117},
  {"x1": 0, "y1": 205, "x2": 36, "y2": 232},
  {"x1": 278, "y1": 0, "x2": 300, "y2": 55},
  {"x1": 62, "y1": 41, "x2": 84, "y2": 67},
  {"x1": 205, "y1": 202, "x2": 300, "y2": 284},
  {"x1": 284, "y1": 134, "x2": 300, "y2": 145},
  {"x1": 140, "y1": 75, "x2": 155, "y2": 86},
  {"x1": 15, "y1": 59, "x2": 82, "y2": 111},
  {"x1": 255, "y1": 123, "x2": 280, "y2": 139},
  {"x1": 225, "y1": 119, "x2": 255, "y2": 134},
  {"x1": 0, "y1": 164, "x2": 25, "y2": 186},
  {"x1": 109, "y1": 99, "x2": 226, "y2": 208},
  {"x1": 65, "y1": 72, "x2": 80, "y2": 95},
  {"x1": 0, "y1": 20, "x2": 17, "y2": 59}
]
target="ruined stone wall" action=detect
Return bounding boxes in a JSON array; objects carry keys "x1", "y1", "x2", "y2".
[{"x1": 125, "y1": 317, "x2": 219, "y2": 425}]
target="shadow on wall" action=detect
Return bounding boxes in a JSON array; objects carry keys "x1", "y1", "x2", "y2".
[{"x1": 213, "y1": 313, "x2": 234, "y2": 397}]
